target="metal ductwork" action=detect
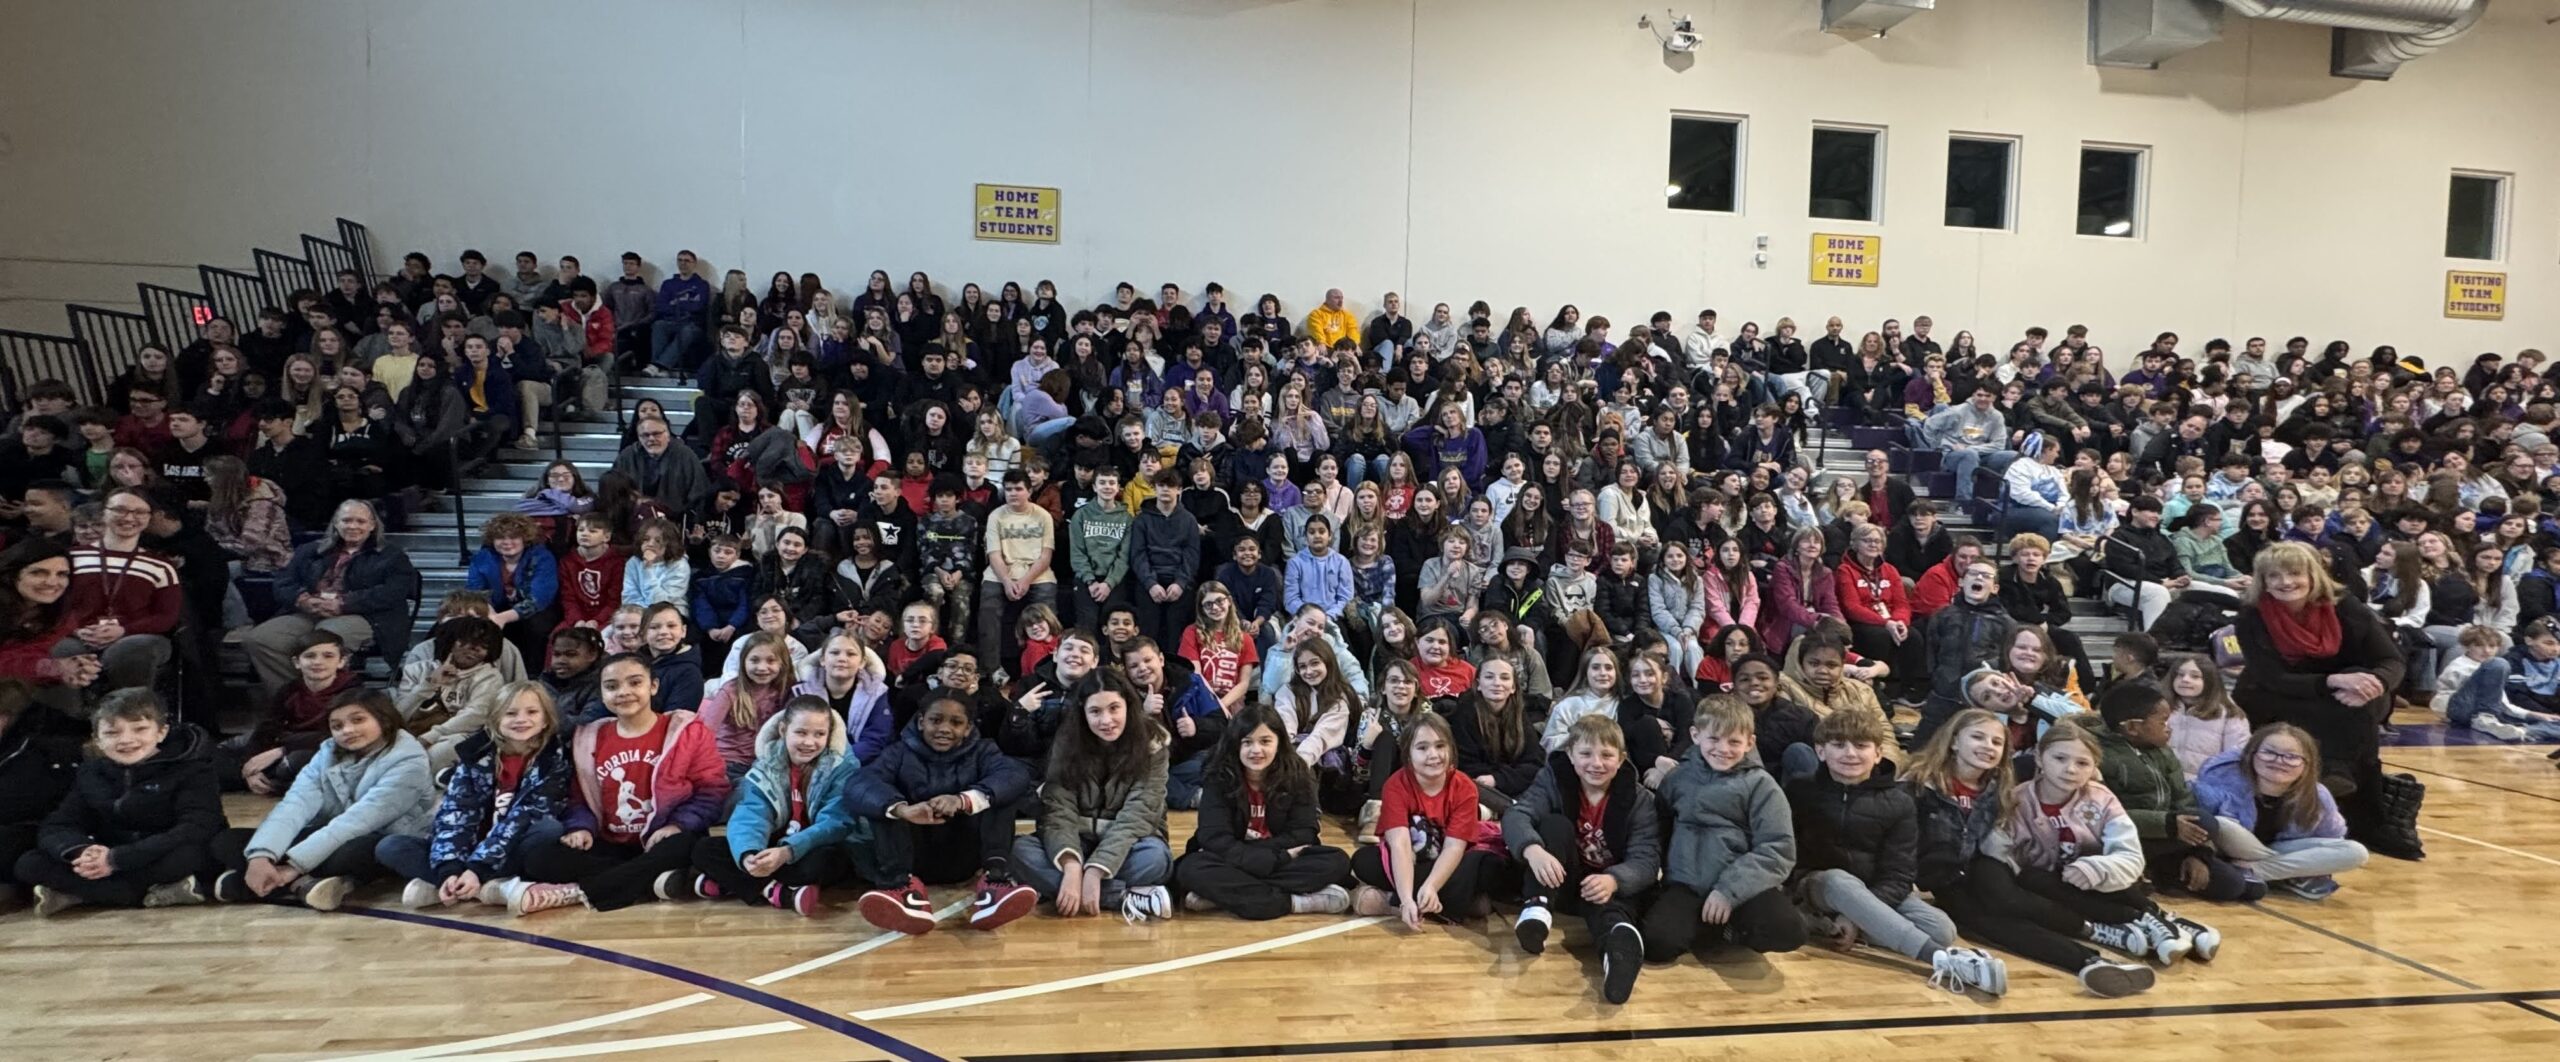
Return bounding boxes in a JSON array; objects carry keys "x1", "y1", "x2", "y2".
[
  {"x1": 1822, "y1": 0, "x2": 1934, "y2": 38},
  {"x1": 2087, "y1": 0, "x2": 2487, "y2": 77}
]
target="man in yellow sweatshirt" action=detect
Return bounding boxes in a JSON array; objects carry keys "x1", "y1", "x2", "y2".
[{"x1": 1303, "y1": 288, "x2": 1362, "y2": 351}]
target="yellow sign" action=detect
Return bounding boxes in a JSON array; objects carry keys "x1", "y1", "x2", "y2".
[
  {"x1": 1811, "y1": 233, "x2": 1880, "y2": 287},
  {"x1": 2445, "y1": 269, "x2": 2505, "y2": 320},
  {"x1": 974, "y1": 183, "x2": 1061, "y2": 244}
]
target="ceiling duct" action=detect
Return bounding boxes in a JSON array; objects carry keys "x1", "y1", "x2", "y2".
[
  {"x1": 1822, "y1": 0, "x2": 1935, "y2": 37},
  {"x1": 2088, "y1": 0, "x2": 2486, "y2": 76},
  {"x1": 2330, "y1": 0, "x2": 2489, "y2": 78}
]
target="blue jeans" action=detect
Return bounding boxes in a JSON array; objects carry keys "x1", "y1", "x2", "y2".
[
  {"x1": 1341, "y1": 453, "x2": 1374, "y2": 489},
  {"x1": 1997, "y1": 503, "x2": 2061, "y2": 539},
  {"x1": 1166, "y1": 750, "x2": 1209, "y2": 810},
  {"x1": 650, "y1": 319, "x2": 703, "y2": 371},
  {"x1": 1942, "y1": 448, "x2": 2016, "y2": 499},
  {"x1": 1008, "y1": 834, "x2": 1173, "y2": 908},
  {"x1": 1780, "y1": 742, "x2": 1819, "y2": 785},
  {"x1": 1025, "y1": 416, "x2": 1076, "y2": 448}
]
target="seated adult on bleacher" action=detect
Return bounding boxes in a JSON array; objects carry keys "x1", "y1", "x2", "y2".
[
  {"x1": 244, "y1": 500, "x2": 419, "y2": 698},
  {"x1": 63, "y1": 487, "x2": 184, "y2": 694},
  {"x1": 611, "y1": 415, "x2": 713, "y2": 517}
]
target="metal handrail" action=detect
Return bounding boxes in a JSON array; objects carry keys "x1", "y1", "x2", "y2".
[{"x1": 448, "y1": 437, "x2": 469, "y2": 565}]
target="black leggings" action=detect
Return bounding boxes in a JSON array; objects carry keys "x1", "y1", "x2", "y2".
[
  {"x1": 14, "y1": 842, "x2": 206, "y2": 906},
  {"x1": 523, "y1": 829, "x2": 704, "y2": 911},
  {"x1": 211, "y1": 826, "x2": 388, "y2": 898},
  {"x1": 1175, "y1": 845, "x2": 1351, "y2": 921},
  {"x1": 1518, "y1": 810, "x2": 1646, "y2": 939},
  {"x1": 1928, "y1": 857, "x2": 2106, "y2": 972},
  {"x1": 861, "y1": 810, "x2": 1017, "y2": 886},
  {"x1": 1638, "y1": 883, "x2": 1805, "y2": 961},
  {"x1": 2014, "y1": 862, "x2": 2159, "y2": 923},
  {"x1": 688, "y1": 834, "x2": 859, "y2": 903},
  {"x1": 1351, "y1": 843, "x2": 1495, "y2": 922}
]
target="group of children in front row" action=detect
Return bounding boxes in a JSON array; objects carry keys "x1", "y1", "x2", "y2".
[{"x1": 3, "y1": 618, "x2": 2369, "y2": 1008}]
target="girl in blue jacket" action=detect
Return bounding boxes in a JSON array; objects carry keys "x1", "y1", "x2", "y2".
[
  {"x1": 849, "y1": 693, "x2": 1035, "y2": 935},
  {"x1": 683, "y1": 696, "x2": 859, "y2": 916},
  {"x1": 2188, "y1": 724, "x2": 2369, "y2": 901},
  {"x1": 209, "y1": 691, "x2": 435, "y2": 911},
  {"x1": 379, "y1": 681, "x2": 569, "y2": 910}
]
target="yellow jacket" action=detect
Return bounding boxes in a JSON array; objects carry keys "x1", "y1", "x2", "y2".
[{"x1": 1304, "y1": 305, "x2": 1361, "y2": 350}]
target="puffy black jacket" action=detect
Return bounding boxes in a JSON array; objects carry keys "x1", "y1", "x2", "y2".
[
  {"x1": 1592, "y1": 572, "x2": 1650, "y2": 642},
  {"x1": 1442, "y1": 693, "x2": 1542, "y2": 797},
  {"x1": 1184, "y1": 766, "x2": 1321, "y2": 875},
  {"x1": 35, "y1": 724, "x2": 225, "y2": 870},
  {"x1": 0, "y1": 715, "x2": 79, "y2": 828},
  {"x1": 1785, "y1": 759, "x2": 1920, "y2": 906},
  {"x1": 1906, "y1": 766, "x2": 2007, "y2": 893}
]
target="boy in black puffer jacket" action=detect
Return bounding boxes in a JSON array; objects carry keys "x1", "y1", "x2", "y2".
[
  {"x1": 0, "y1": 680, "x2": 80, "y2": 905},
  {"x1": 1592, "y1": 543, "x2": 1651, "y2": 651},
  {"x1": 15, "y1": 690, "x2": 223, "y2": 913},
  {"x1": 1786, "y1": 705, "x2": 2005, "y2": 994},
  {"x1": 1503, "y1": 715, "x2": 1659, "y2": 1004}
]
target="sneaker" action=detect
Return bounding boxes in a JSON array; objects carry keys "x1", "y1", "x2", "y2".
[
  {"x1": 2085, "y1": 920, "x2": 2148, "y2": 957},
  {"x1": 2237, "y1": 874, "x2": 2269, "y2": 902},
  {"x1": 300, "y1": 876, "x2": 353, "y2": 912},
  {"x1": 401, "y1": 879, "x2": 442, "y2": 908},
  {"x1": 1350, "y1": 885, "x2": 1392, "y2": 917},
  {"x1": 2076, "y1": 957, "x2": 2157, "y2": 997},
  {"x1": 2169, "y1": 914, "x2": 2220, "y2": 962},
  {"x1": 970, "y1": 877, "x2": 1037, "y2": 931},
  {"x1": 780, "y1": 884, "x2": 821, "y2": 917},
  {"x1": 1120, "y1": 885, "x2": 1174, "y2": 924},
  {"x1": 2277, "y1": 875, "x2": 2342, "y2": 901},
  {"x1": 2133, "y1": 912, "x2": 2190, "y2": 964},
  {"x1": 511, "y1": 882, "x2": 585, "y2": 916},
  {"x1": 1929, "y1": 946, "x2": 2009, "y2": 997},
  {"x1": 142, "y1": 880, "x2": 207, "y2": 909},
  {"x1": 1601, "y1": 922, "x2": 1644, "y2": 1004},
  {"x1": 478, "y1": 877, "x2": 520, "y2": 907},
  {"x1": 30, "y1": 885, "x2": 80, "y2": 917},
  {"x1": 514, "y1": 434, "x2": 539, "y2": 451},
  {"x1": 1514, "y1": 903, "x2": 1554, "y2": 955},
  {"x1": 857, "y1": 877, "x2": 939, "y2": 936},
  {"x1": 694, "y1": 874, "x2": 723, "y2": 901},
  {"x1": 2471, "y1": 713, "x2": 2529, "y2": 741},
  {"x1": 1180, "y1": 892, "x2": 1221, "y2": 913},
  {"x1": 1290, "y1": 884, "x2": 1351, "y2": 916},
  {"x1": 653, "y1": 870, "x2": 691, "y2": 901},
  {"x1": 210, "y1": 871, "x2": 252, "y2": 904}
]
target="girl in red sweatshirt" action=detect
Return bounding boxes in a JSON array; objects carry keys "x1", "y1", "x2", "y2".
[{"x1": 557, "y1": 514, "x2": 628, "y2": 631}]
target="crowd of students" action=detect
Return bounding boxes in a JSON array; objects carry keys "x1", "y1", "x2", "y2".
[{"x1": 4, "y1": 253, "x2": 2537, "y2": 1005}]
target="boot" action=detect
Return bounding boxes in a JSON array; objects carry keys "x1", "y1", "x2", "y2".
[{"x1": 2368, "y1": 772, "x2": 2426, "y2": 861}]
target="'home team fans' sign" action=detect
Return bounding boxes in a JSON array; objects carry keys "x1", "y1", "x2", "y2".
[
  {"x1": 1811, "y1": 233, "x2": 1881, "y2": 287},
  {"x1": 975, "y1": 184, "x2": 1061, "y2": 244},
  {"x1": 2445, "y1": 269, "x2": 2505, "y2": 321}
]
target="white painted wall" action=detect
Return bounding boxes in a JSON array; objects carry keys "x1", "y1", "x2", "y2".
[{"x1": 2, "y1": 0, "x2": 2551, "y2": 368}]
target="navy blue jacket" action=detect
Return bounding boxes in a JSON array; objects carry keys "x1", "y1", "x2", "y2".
[
  {"x1": 273, "y1": 535, "x2": 421, "y2": 662},
  {"x1": 844, "y1": 718, "x2": 1033, "y2": 818}
]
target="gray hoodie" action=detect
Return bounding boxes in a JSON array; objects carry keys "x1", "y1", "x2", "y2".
[
  {"x1": 1657, "y1": 744, "x2": 1795, "y2": 900},
  {"x1": 1924, "y1": 401, "x2": 2008, "y2": 453}
]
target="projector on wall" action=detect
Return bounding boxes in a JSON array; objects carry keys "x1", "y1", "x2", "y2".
[{"x1": 1640, "y1": 12, "x2": 1700, "y2": 53}]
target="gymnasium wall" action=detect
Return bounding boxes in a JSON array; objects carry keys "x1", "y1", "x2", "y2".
[{"x1": 3, "y1": 0, "x2": 2554, "y2": 367}]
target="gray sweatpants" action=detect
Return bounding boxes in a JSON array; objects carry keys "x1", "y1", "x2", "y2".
[
  {"x1": 1797, "y1": 867, "x2": 1957, "y2": 960},
  {"x1": 2210, "y1": 820, "x2": 2369, "y2": 882}
]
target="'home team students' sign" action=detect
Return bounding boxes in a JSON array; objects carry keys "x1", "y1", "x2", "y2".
[
  {"x1": 1811, "y1": 233, "x2": 1880, "y2": 287},
  {"x1": 975, "y1": 184, "x2": 1061, "y2": 244}
]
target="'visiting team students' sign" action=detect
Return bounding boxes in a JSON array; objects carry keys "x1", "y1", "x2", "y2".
[
  {"x1": 2445, "y1": 269, "x2": 2505, "y2": 320},
  {"x1": 975, "y1": 184, "x2": 1061, "y2": 244},
  {"x1": 1811, "y1": 233, "x2": 1881, "y2": 287}
]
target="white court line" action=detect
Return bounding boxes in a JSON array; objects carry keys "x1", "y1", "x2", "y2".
[
  {"x1": 2420, "y1": 824, "x2": 2560, "y2": 869},
  {"x1": 334, "y1": 899, "x2": 969, "y2": 1061},
  {"x1": 439, "y1": 1022, "x2": 802, "y2": 1061},
  {"x1": 851, "y1": 915, "x2": 1386, "y2": 1021}
]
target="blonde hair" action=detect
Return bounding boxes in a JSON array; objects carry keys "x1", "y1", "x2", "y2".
[
  {"x1": 728, "y1": 632, "x2": 795, "y2": 729},
  {"x1": 1565, "y1": 714, "x2": 1627, "y2": 755},
  {"x1": 486, "y1": 681, "x2": 559, "y2": 756},
  {"x1": 1904, "y1": 708, "x2": 2017, "y2": 824},
  {"x1": 1693, "y1": 694, "x2": 1755, "y2": 738},
  {"x1": 2245, "y1": 542, "x2": 2341, "y2": 607}
]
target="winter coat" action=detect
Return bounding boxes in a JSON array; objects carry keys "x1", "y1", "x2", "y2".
[
  {"x1": 2231, "y1": 597, "x2": 2405, "y2": 731},
  {"x1": 35, "y1": 723, "x2": 223, "y2": 873},
  {"x1": 1657, "y1": 745, "x2": 1796, "y2": 900},
  {"x1": 1908, "y1": 769, "x2": 2007, "y2": 893},
  {"x1": 2093, "y1": 730, "x2": 2198, "y2": 840},
  {"x1": 834, "y1": 558, "x2": 910, "y2": 620},
  {"x1": 844, "y1": 715, "x2": 1033, "y2": 819},
  {"x1": 427, "y1": 732, "x2": 570, "y2": 880},
  {"x1": 1444, "y1": 694, "x2": 1543, "y2": 796},
  {"x1": 2189, "y1": 748, "x2": 2349, "y2": 842},
  {"x1": 272, "y1": 536, "x2": 422, "y2": 663},
  {"x1": 465, "y1": 545, "x2": 558, "y2": 619},
  {"x1": 1038, "y1": 738, "x2": 1170, "y2": 876},
  {"x1": 1752, "y1": 696, "x2": 1820, "y2": 776},
  {"x1": 1701, "y1": 565, "x2": 1761, "y2": 631},
  {"x1": 1925, "y1": 596, "x2": 2015, "y2": 710},
  {"x1": 1649, "y1": 572, "x2": 1709, "y2": 645},
  {"x1": 1592, "y1": 571, "x2": 1650, "y2": 642},
  {"x1": 1992, "y1": 779, "x2": 2145, "y2": 893},
  {"x1": 1186, "y1": 769, "x2": 1321, "y2": 873},
  {"x1": 1502, "y1": 751, "x2": 1662, "y2": 894},
  {"x1": 247, "y1": 731, "x2": 436, "y2": 869},
  {"x1": 1785, "y1": 760, "x2": 1920, "y2": 906},
  {"x1": 546, "y1": 666, "x2": 606, "y2": 726},
  {"x1": 563, "y1": 710, "x2": 731, "y2": 840},
  {"x1": 621, "y1": 557, "x2": 691, "y2": 616},
  {"x1": 645, "y1": 644, "x2": 707, "y2": 714},
  {"x1": 692, "y1": 561, "x2": 758, "y2": 634},
  {"x1": 725, "y1": 708, "x2": 859, "y2": 865},
  {"x1": 1761, "y1": 556, "x2": 1840, "y2": 649},
  {"x1": 754, "y1": 555, "x2": 844, "y2": 643}
]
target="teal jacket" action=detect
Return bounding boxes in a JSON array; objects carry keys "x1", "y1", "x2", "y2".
[{"x1": 725, "y1": 709, "x2": 859, "y2": 865}]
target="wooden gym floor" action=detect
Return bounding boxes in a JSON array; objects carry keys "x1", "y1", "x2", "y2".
[{"x1": 6, "y1": 736, "x2": 2557, "y2": 1061}]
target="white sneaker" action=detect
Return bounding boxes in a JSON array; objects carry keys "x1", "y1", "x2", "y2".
[
  {"x1": 2169, "y1": 914, "x2": 2221, "y2": 963},
  {"x1": 401, "y1": 879, "x2": 442, "y2": 908},
  {"x1": 1120, "y1": 885, "x2": 1174, "y2": 924},
  {"x1": 477, "y1": 877, "x2": 520, "y2": 907},
  {"x1": 300, "y1": 876, "x2": 353, "y2": 912},
  {"x1": 1290, "y1": 884, "x2": 1350, "y2": 915},
  {"x1": 2472, "y1": 712, "x2": 2529, "y2": 742},
  {"x1": 30, "y1": 885, "x2": 79, "y2": 917},
  {"x1": 1929, "y1": 946, "x2": 2009, "y2": 996}
]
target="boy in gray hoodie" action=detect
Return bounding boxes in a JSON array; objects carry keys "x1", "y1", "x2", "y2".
[{"x1": 1639, "y1": 694, "x2": 1805, "y2": 962}]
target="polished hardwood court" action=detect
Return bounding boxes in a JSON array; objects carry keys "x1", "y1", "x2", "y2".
[{"x1": 5, "y1": 742, "x2": 2555, "y2": 1062}]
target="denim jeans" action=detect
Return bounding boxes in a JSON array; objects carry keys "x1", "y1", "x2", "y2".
[
  {"x1": 378, "y1": 819, "x2": 557, "y2": 883},
  {"x1": 649, "y1": 319, "x2": 703, "y2": 371},
  {"x1": 1166, "y1": 750, "x2": 1209, "y2": 810},
  {"x1": 1941, "y1": 448, "x2": 2016, "y2": 500},
  {"x1": 2207, "y1": 819, "x2": 2369, "y2": 883},
  {"x1": 1341, "y1": 453, "x2": 1374, "y2": 489},
  {"x1": 1008, "y1": 834, "x2": 1173, "y2": 908},
  {"x1": 2445, "y1": 657, "x2": 2560, "y2": 739}
]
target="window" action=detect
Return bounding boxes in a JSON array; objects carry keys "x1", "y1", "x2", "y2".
[
  {"x1": 1667, "y1": 114, "x2": 1742, "y2": 213},
  {"x1": 1809, "y1": 126, "x2": 1882, "y2": 222},
  {"x1": 1944, "y1": 136, "x2": 2016, "y2": 230},
  {"x1": 2075, "y1": 145, "x2": 2146, "y2": 238},
  {"x1": 2445, "y1": 172, "x2": 2507, "y2": 260}
]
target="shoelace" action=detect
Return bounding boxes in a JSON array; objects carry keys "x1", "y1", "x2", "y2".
[
  {"x1": 1121, "y1": 893, "x2": 1157, "y2": 925},
  {"x1": 1927, "y1": 960, "x2": 1966, "y2": 995}
]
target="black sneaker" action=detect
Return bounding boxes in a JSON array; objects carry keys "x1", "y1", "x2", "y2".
[
  {"x1": 2077, "y1": 957, "x2": 2156, "y2": 998},
  {"x1": 1514, "y1": 903, "x2": 1552, "y2": 956},
  {"x1": 211, "y1": 871, "x2": 253, "y2": 904},
  {"x1": 1601, "y1": 923, "x2": 1644, "y2": 1004}
]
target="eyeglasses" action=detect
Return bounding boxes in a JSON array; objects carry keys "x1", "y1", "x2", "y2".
[
  {"x1": 2254, "y1": 749, "x2": 2307, "y2": 767},
  {"x1": 104, "y1": 506, "x2": 153, "y2": 518}
]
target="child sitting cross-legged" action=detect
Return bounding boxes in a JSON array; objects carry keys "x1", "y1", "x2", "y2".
[
  {"x1": 395, "y1": 616, "x2": 508, "y2": 774},
  {"x1": 849, "y1": 693, "x2": 1039, "y2": 935},
  {"x1": 2439, "y1": 618, "x2": 2560, "y2": 743},
  {"x1": 17, "y1": 690, "x2": 222, "y2": 915},
  {"x1": 1639, "y1": 694, "x2": 1807, "y2": 962},
  {"x1": 2188, "y1": 723, "x2": 2371, "y2": 901},
  {"x1": 209, "y1": 691, "x2": 435, "y2": 911},
  {"x1": 680, "y1": 696, "x2": 859, "y2": 916},
  {"x1": 1173, "y1": 704, "x2": 1354, "y2": 920},
  {"x1": 380, "y1": 681, "x2": 567, "y2": 911},
  {"x1": 1503, "y1": 715, "x2": 1658, "y2": 1004},
  {"x1": 1785, "y1": 705, "x2": 2006, "y2": 996},
  {"x1": 1350, "y1": 710, "x2": 1500, "y2": 927},
  {"x1": 1994, "y1": 721, "x2": 2222, "y2": 967},
  {"x1": 2092, "y1": 683, "x2": 2255, "y2": 903},
  {"x1": 515, "y1": 654, "x2": 731, "y2": 914}
]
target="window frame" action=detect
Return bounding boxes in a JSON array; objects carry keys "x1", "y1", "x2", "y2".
[
  {"x1": 2444, "y1": 169, "x2": 2510, "y2": 262},
  {"x1": 1665, "y1": 111, "x2": 1748, "y2": 215},
  {"x1": 1808, "y1": 122, "x2": 1887, "y2": 225},
  {"x1": 2075, "y1": 142, "x2": 2149, "y2": 240},
  {"x1": 1942, "y1": 133, "x2": 2020, "y2": 232}
]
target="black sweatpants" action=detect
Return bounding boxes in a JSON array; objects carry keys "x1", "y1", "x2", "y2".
[
  {"x1": 2014, "y1": 862, "x2": 2160, "y2": 924},
  {"x1": 523, "y1": 829, "x2": 704, "y2": 911},
  {"x1": 1927, "y1": 856, "x2": 2100, "y2": 972},
  {"x1": 1519, "y1": 810, "x2": 1646, "y2": 940},
  {"x1": 1351, "y1": 842, "x2": 1494, "y2": 922},
  {"x1": 0, "y1": 824, "x2": 39, "y2": 886},
  {"x1": 863, "y1": 811, "x2": 1016, "y2": 887},
  {"x1": 1175, "y1": 844, "x2": 1352, "y2": 921},
  {"x1": 210, "y1": 826, "x2": 389, "y2": 897},
  {"x1": 1133, "y1": 589, "x2": 1195, "y2": 654},
  {"x1": 1638, "y1": 882, "x2": 1806, "y2": 962},
  {"x1": 13, "y1": 843, "x2": 206, "y2": 906},
  {"x1": 688, "y1": 834, "x2": 859, "y2": 903}
]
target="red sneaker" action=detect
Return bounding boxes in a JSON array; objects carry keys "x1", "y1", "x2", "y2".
[
  {"x1": 968, "y1": 876, "x2": 1037, "y2": 931},
  {"x1": 788, "y1": 885, "x2": 822, "y2": 918},
  {"x1": 857, "y1": 877, "x2": 937, "y2": 936}
]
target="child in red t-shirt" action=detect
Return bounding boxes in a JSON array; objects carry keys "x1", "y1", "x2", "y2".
[
  {"x1": 1411, "y1": 620, "x2": 1477, "y2": 701},
  {"x1": 1502, "y1": 714, "x2": 1657, "y2": 1004},
  {"x1": 886, "y1": 601, "x2": 948, "y2": 681},
  {"x1": 1349, "y1": 711, "x2": 1495, "y2": 927}
]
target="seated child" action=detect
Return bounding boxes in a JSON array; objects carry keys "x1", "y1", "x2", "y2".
[
  {"x1": 16, "y1": 690, "x2": 220, "y2": 914},
  {"x1": 2189, "y1": 723, "x2": 2371, "y2": 901},
  {"x1": 1505, "y1": 715, "x2": 1657, "y2": 1004},
  {"x1": 380, "y1": 681, "x2": 568, "y2": 910},
  {"x1": 2092, "y1": 683, "x2": 2253, "y2": 902},
  {"x1": 2105, "y1": 632, "x2": 2160, "y2": 692},
  {"x1": 0, "y1": 679, "x2": 81, "y2": 906},
  {"x1": 558, "y1": 513, "x2": 629, "y2": 631},
  {"x1": 400, "y1": 589, "x2": 530, "y2": 683},
  {"x1": 544, "y1": 626, "x2": 608, "y2": 725},
  {"x1": 395, "y1": 616, "x2": 508, "y2": 774},
  {"x1": 1992, "y1": 721, "x2": 2220, "y2": 967},
  {"x1": 1175, "y1": 704, "x2": 1353, "y2": 920},
  {"x1": 1350, "y1": 710, "x2": 1498, "y2": 927},
  {"x1": 1123, "y1": 637, "x2": 1226, "y2": 810},
  {"x1": 620, "y1": 517, "x2": 691, "y2": 616},
  {"x1": 600, "y1": 605, "x2": 647, "y2": 657},
  {"x1": 1785, "y1": 705, "x2": 2005, "y2": 995},
  {"x1": 701, "y1": 631, "x2": 797, "y2": 780},
  {"x1": 2441, "y1": 617, "x2": 2560, "y2": 742},
  {"x1": 850, "y1": 693, "x2": 1037, "y2": 935},
  {"x1": 2161, "y1": 652, "x2": 2247, "y2": 780},
  {"x1": 1009, "y1": 674, "x2": 1177, "y2": 920},
  {"x1": 227, "y1": 631, "x2": 365, "y2": 795},
  {"x1": 684, "y1": 696, "x2": 858, "y2": 915},
  {"x1": 516, "y1": 654, "x2": 730, "y2": 914},
  {"x1": 209, "y1": 691, "x2": 434, "y2": 910},
  {"x1": 1639, "y1": 694, "x2": 1806, "y2": 962}
]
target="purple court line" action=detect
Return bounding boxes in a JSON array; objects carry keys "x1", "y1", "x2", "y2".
[{"x1": 347, "y1": 906, "x2": 953, "y2": 1062}]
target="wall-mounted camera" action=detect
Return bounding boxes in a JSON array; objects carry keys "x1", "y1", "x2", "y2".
[{"x1": 1639, "y1": 11, "x2": 1700, "y2": 54}]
